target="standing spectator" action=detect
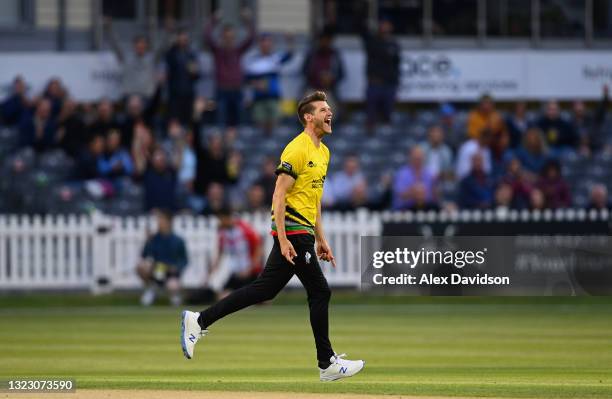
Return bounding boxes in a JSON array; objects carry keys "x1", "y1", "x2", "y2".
[
  {"x1": 536, "y1": 100, "x2": 577, "y2": 153},
  {"x1": 207, "y1": 207, "x2": 262, "y2": 299},
  {"x1": 137, "y1": 210, "x2": 188, "y2": 306},
  {"x1": 140, "y1": 148, "x2": 178, "y2": 212},
  {"x1": 244, "y1": 33, "x2": 294, "y2": 134},
  {"x1": 204, "y1": 9, "x2": 255, "y2": 128},
  {"x1": 19, "y1": 98, "x2": 58, "y2": 152},
  {"x1": 587, "y1": 184, "x2": 611, "y2": 210},
  {"x1": 1, "y1": 76, "x2": 29, "y2": 126},
  {"x1": 467, "y1": 93, "x2": 506, "y2": 140},
  {"x1": 42, "y1": 78, "x2": 67, "y2": 119},
  {"x1": 302, "y1": 30, "x2": 345, "y2": 116},
  {"x1": 536, "y1": 159, "x2": 571, "y2": 209},
  {"x1": 392, "y1": 146, "x2": 436, "y2": 210},
  {"x1": 421, "y1": 125, "x2": 453, "y2": 179},
  {"x1": 505, "y1": 101, "x2": 530, "y2": 149},
  {"x1": 117, "y1": 90, "x2": 161, "y2": 150},
  {"x1": 514, "y1": 127, "x2": 549, "y2": 177},
  {"x1": 165, "y1": 120, "x2": 197, "y2": 210},
  {"x1": 104, "y1": 18, "x2": 165, "y2": 99},
  {"x1": 131, "y1": 122, "x2": 156, "y2": 174},
  {"x1": 361, "y1": 18, "x2": 400, "y2": 130},
  {"x1": 455, "y1": 129, "x2": 492, "y2": 179},
  {"x1": 165, "y1": 29, "x2": 200, "y2": 125},
  {"x1": 458, "y1": 152, "x2": 495, "y2": 209},
  {"x1": 329, "y1": 154, "x2": 366, "y2": 209}
]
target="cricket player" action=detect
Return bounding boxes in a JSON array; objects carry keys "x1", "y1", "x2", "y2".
[{"x1": 181, "y1": 91, "x2": 365, "y2": 381}]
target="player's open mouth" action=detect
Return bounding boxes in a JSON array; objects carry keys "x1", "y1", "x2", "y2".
[{"x1": 324, "y1": 117, "x2": 332, "y2": 128}]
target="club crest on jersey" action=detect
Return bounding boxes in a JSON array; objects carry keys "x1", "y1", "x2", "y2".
[
  {"x1": 305, "y1": 252, "x2": 311, "y2": 264},
  {"x1": 307, "y1": 160, "x2": 316, "y2": 167}
]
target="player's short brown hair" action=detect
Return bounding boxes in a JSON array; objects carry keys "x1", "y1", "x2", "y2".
[{"x1": 297, "y1": 91, "x2": 327, "y2": 126}]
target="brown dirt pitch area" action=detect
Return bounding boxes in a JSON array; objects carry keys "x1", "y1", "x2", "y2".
[{"x1": 1, "y1": 390, "x2": 509, "y2": 399}]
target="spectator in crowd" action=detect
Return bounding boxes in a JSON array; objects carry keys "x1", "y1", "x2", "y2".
[
  {"x1": 118, "y1": 91, "x2": 161, "y2": 149},
  {"x1": 536, "y1": 100, "x2": 577, "y2": 153},
  {"x1": 57, "y1": 99, "x2": 87, "y2": 158},
  {"x1": 587, "y1": 184, "x2": 611, "y2": 210},
  {"x1": 131, "y1": 122, "x2": 155, "y2": 173},
  {"x1": 438, "y1": 102, "x2": 463, "y2": 148},
  {"x1": 490, "y1": 130, "x2": 512, "y2": 181},
  {"x1": 361, "y1": 18, "x2": 400, "y2": 130},
  {"x1": 246, "y1": 184, "x2": 267, "y2": 212},
  {"x1": 254, "y1": 156, "x2": 277, "y2": 204},
  {"x1": 42, "y1": 78, "x2": 67, "y2": 119},
  {"x1": 205, "y1": 9, "x2": 255, "y2": 128},
  {"x1": 505, "y1": 101, "x2": 530, "y2": 149},
  {"x1": 244, "y1": 33, "x2": 294, "y2": 135},
  {"x1": 329, "y1": 154, "x2": 366, "y2": 210},
  {"x1": 494, "y1": 183, "x2": 514, "y2": 211},
  {"x1": 421, "y1": 124, "x2": 453, "y2": 179},
  {"x1": 202, "y1": 182, "x2": 227, "y2": 215},
  {"x1": 536, "y1": 159, "x2": 571, "y2": 209},
  {"x1": 104, "y1": 18, "x2": 165, "y2": 99},
  {"x1": 1, "y1": 76, "x2": 29, "y2": 126},
  {"x1": 165, "y1": 120, "x2": 197, "y2": 210},
  {"x1": 514, "y1": 127, "x2": 549, "y2": 177},
  {"x1": 88, "y1": 99, "x2": 118, "y2": 138},
  {"x1": 140, "y1": 147, "x2": 178, "y2": 212},
  {"x1": 456, "y1": 128, "x2": 492, "y2": 179},
  {"x1": 392, "y1": 146, "x2": 435, "y2": 210},
  {"x1": 408, "y1": 182, "x2": 440, "y2": 211},
  {"x1": 194, "y1": 133, "x2": 237, "y2": 196},
  {"x1": 458, "y1": 152, "x2": 495, "y2": 209},
  {"x1": 98, "y1": 129, "x2": 134, "y2": 183},
  {"x1": 137, "y1": 210, "x2": 188, "y2": 306},
  {"x1": 207, "y1": 207, "x2": 262, "y2": 299},
  {"x1": 467, "y1": 93, "x2": 507, "y2": 140},
  {"x1": 302, "y1": 29, "x2": 345, "y2": 117},
  {"x1": 501, "y1": 157, "x2": 532, "y2": 209},
  {"x1": 165, "y1": 29, "x2": 200, "y2": 125},
  {"x1": 77, "y1": 134, "x2": 105, "y2": 180},
  {"x1": 19, "y1": 98, "x2": 58, "y2": 152},
  {"x1": 529, "y1": 188, "x2": 546, "y2": 210}
]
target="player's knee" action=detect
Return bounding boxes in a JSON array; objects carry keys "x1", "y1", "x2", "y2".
[{"x1": 166, "y1": 278, "x2": 181, "y2": 292}]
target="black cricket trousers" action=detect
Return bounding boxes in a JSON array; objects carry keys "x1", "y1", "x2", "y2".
[{"x1": 198, "y1": 233, "x2": 335, "y2": 363}]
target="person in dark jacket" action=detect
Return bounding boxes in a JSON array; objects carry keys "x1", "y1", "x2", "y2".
[
  {"x1": 19, "y1": 98, "x2": 58, "y2": 152},
  {"x1": 458, "y1": 152, "x2": 495, "y2": 209},
  {"x1": 136, "y1": 210, "x2": 188, "y2": 306},
  {"x1": 536, "y1": 159, "x2": 571, "y2": 209},
  {"x1": 361, "y1": 18, "x2": 400, "y2": 130},
  {"x1": 165, "y1": 29, "x2": 200, "y2": 125},
  {"x1": 536, "y1": 100, "x2": 577, "y2": 153},
  {"x1": 1, "y1": 76, "x2": 29, "y2": 126},
  {"x1": 142, "y1": 148, "x2": 178, "y2": 212},
  {"x1": 204, "y1": 9, "x2": 255, "y2": 128}
]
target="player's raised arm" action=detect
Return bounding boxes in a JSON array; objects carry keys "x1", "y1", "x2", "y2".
[{"x1": 272, "y1": 173, "x2": 298, "y2": 265}]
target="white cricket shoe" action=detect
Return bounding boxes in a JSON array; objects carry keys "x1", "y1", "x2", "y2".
[
  {"x1": 319, "y1": 353, "x2": 365, "y2": 381},
  {"x1": 181, "y1": 310, "x2": 208, "y2": 359}
]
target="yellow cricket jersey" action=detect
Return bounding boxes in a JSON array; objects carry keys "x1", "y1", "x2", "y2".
[{"x1": 271, "y1": 132, "x2": 330, "y2": 236}]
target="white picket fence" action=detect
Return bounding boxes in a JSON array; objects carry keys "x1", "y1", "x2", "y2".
[{"x1": 0, "y1": 210, "x2": 381, "y2": 291}]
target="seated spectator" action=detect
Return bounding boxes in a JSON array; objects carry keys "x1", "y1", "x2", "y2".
[
  {"x1": 458, "y1": 152, "x2": 494, "y2": 209},
  {"x1": 505, "y1": 101, "x2": 529, "y2": 149},
  {"x1": 456, "y1": 128, "x2": 492, "y2": 179},
  {"x1": 302, "y1": 30, "x2": 345, "y2": 117},
  {"x1": 494, "y1": 183, "x2": 514, "y2": 211},
  {"x1": 392, "y1": 146, "x2": 435, "y2": 210},
  {"x1": 202, "y1": 182, "x2": 227, "y2": 215},
  {"x1": 467, "y1": 93, "x2": 506, "y2": 140},
  {"x1": 244, "y1": 33, "x2": 294, "y2": 134},
  {"x1": 254, "y1": 156, "x2": 277, "y2": 204},
  {"x1": 58, "y1": 99, "x2": 87, "y2": 158},
  {"x1": 141, "y1": 148, "x2": 178, "y2": 212},
  {"x1": 501, "y1": 158, "x2": 533, "y2": 209},
  {"x1": 42, "y1": 78, "x2": 67, "y2": 119},
  {"x1": 529, "y1": 188, "x2": 546, "y2": 210},
  {"x1": 136, "y1": 210, "x2": 188, "y2": 306},
  {"x1": 246, "y1": 184, "x2": 268, "y2": 212},
  {"x1": 536, "y1": 159, "x2": 571, "y2": 209},
  {"x1": 204, "y1": 9, "x2": 255, "y2": 128},
  {"x1": 88, "y1": 99, "x2": 118, "y2": 138},
  {"x1": 408, "y1": 183, "x2": 440, "y2": 211},
  {"x1": 77, "y1": 135, "x2": 105, "y2": 180},
  {"x1": 421, "y1": 125, "x2": 453, "y2": 179},
  {"x1": 329, "y1": 154, "x2": 366, "y2": 209},
  {"x1": 536, "y1": 100, "x2": 577, "y2": 153},
  {"x1": 207, "y1": 207, "x2": 262, "y2": 299},
  {"x1": 587, "y1": 184, "x2": 611, "y2": 210},
  {"x1": 131, "y1": 122, "x2": 155, "y2": 173},
  {"x1": 514, "y1": 127, "x2": 549, "y2": 177},
  {"x1": 98, "y1": 129, "x2": 134, "y2": 181},
  {"x1": 19, "y1": 98, "x2": 58, "y2": 152},
  {"x1": 118, "y1": 91, "x2": 161, "y2": 149},
  {"x1": 438, "y1": 103, "x2": 463, "y2": 148},
  {"x1": 1, "y1": 76, "x2": 29, "y2": 126},
  {"x1": 490, "y1": 131, "x2": 513, "y2": 181},
  {"x1": 194, "y1": 133, "x2": 235, "y2": 196}
]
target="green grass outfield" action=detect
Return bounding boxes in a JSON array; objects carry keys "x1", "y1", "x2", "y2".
[{"x1": 1, "y1": 294, "x2": 611, "y2": 398}]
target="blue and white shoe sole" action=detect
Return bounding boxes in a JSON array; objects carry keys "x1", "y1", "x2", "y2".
[{"x1": 180, "y1": 310, "x2": 191, "y2": 359}]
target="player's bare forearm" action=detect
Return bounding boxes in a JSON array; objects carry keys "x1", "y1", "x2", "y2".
[
  {"x1": 273, "y1": 174, "x2": 298, "y2": 264},
  {"x1": 314, "y1": 201, "x2": 326, "y2": 243}
]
